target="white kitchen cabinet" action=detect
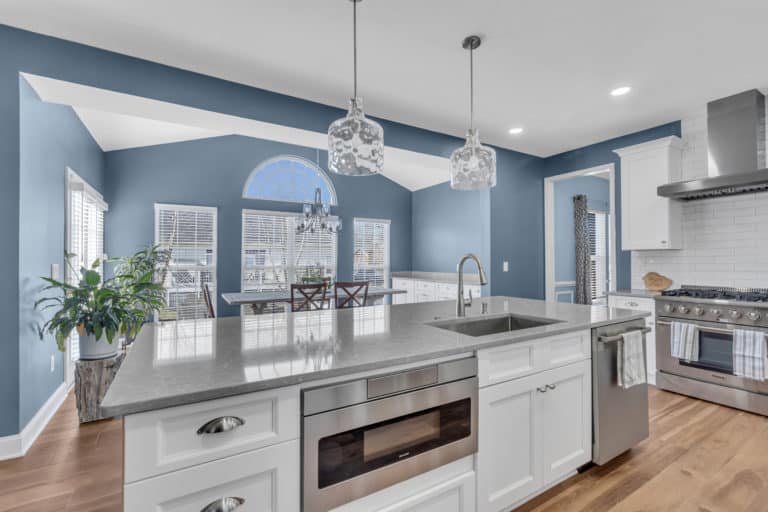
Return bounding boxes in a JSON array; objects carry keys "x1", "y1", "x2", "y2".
[
  {"x1": 476, "y1": 359, "x2": 592, "y2": 512},
  {"x1": 608, "y1": 294, "x2": 657, "y2": 384},
  {"x1": 392, "y1": 278, "x2": 414, "y2": 304},
  {"x1": 614, "y1": 136, "x2": 683, "y2": 250},
  {"x1": 391, "y1": 277, "x2": 482, "y2": 304},
  {"x1": 124, "y1": 439, "x2": 299, "y2": 512}
]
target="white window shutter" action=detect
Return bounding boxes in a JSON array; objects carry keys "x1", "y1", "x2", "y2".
[
  {"x1": 155, "y1": 204, "x2": 217, "y2": 320},
  {"x1": 353, "y1": 218, "x2": 390, "y2": 287}
]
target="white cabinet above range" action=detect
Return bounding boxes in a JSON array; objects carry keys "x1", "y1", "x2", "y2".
[{"x1": 614, "y1": 136, "x2": 683, "y2": 251}]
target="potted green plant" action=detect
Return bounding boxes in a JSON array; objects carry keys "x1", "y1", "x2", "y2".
[{"x1": 36, "y1": 246, "x2": 169, "y2": 360}]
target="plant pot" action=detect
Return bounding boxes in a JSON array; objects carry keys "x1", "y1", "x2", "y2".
[{"x1": 78, "y1": 333, "x2": 118, "y2": 360}]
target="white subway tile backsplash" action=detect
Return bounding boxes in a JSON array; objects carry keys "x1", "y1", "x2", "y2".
[{"x1": 630, "y1": 108, "x2": 768, "y2": 289}]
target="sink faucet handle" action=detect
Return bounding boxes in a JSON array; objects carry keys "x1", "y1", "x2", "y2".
[{"x1": 464, "y1": 289, "x2": 473, "y2": 307}]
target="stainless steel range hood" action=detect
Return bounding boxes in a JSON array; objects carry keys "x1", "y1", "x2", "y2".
[{"x1": 658, "y1": 89, "x2": 768, "y2": 200}]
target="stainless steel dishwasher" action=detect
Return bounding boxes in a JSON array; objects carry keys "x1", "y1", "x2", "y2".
[{"x1": 592, "y1": 319, "x2": 650, "y2": 465}]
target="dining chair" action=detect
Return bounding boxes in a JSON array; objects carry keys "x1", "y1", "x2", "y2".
[
  {"x1": 334, "y1": 281, "x2": 369, "y2": 309},
  {"x1": 290, "y1": 283, "x2": 328, "y2": 312},
  {"x1": 202, "y1": 282, "x2": 216, "y2": 318}
]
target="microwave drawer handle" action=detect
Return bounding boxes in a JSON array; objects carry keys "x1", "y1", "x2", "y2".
[
  {"x1": 656, "y1": 320, "x2": 734, "y2": 335},
  {"x1": 200, "y1": 497, "x2": 245, "y2": 512},
  {"x1": 197, "y1": 416, "x2": 246, "y2": 435},
  {"x1": 367, "y1": 366, "x2": 438, "y2": 399},
  {"x1": 598, "y1": 327, "x2": 652, "y2": 344}
]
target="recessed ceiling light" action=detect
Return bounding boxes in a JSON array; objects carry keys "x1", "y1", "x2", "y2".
[
  {"x1": 610, "y1": 86, "x2": 632, "y2": 97},
  {"x1": 508, "y1": 127, "x2": 524, "y2": 135}
]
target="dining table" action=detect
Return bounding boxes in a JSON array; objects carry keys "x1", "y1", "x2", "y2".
[{"x1": 221, "y1": 286, "x2": 407, "y2": 314}]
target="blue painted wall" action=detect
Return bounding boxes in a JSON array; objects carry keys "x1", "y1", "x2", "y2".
[
  {"x1": 104, "y1": 135, "x2": 412, "y2": 318},
  {"x1": 411, "y1": 184, "x2": 491, "y2": 276},
  {"x1": 543, "y1": 122, "x2": 682, "y2": 290},
  {"x1": 554, "y1": 176, "x2": 610, "y2": 282},
  {"x1": 18, "y1": 78, "x2": 105, "y2": 431}
]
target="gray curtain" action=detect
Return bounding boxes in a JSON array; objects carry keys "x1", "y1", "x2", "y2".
[{"x1": 573, "y1": 194, "x2": 592, "y2": 305}]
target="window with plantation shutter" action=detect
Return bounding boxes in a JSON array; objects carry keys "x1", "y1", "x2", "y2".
[
  {"x1": 353, "y1": 218, "x2": 390, "y2": 287},
  {"x1": 155, "y1": 204, "x2": 217, "y2": 320},
  {"x1": 66, "y1": 170, "x2": 108, "y2": 362},
  {"x1": 588, "y1": 210, "x2": 609, "y2": 303},
  {"x1": 241, "y1": 209, "x2": 337, "y2": 293}
]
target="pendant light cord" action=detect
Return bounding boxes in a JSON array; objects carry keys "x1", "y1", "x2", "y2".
[
  {"x1": 353, "y1": 0, "x2": 358, "y2": 99},
  {"x1": 469, "y1": 46, "x2": 474, "y2": 130}
]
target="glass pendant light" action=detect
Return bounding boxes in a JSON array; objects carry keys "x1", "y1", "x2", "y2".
[
  {"x1": 450, "y1": 35, "x2": 497, "y2": 190},
  {"x1": 328, "y1": 0, "x2": 384, "y2": 176}
]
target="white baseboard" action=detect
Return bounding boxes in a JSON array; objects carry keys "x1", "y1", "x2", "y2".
[{"x1": 0, "y1": 381, "x2": 69, "y2": 461}]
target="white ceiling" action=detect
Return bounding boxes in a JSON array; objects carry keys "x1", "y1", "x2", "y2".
[
  {"x1": 4, "y1": 1, "x2": 768, "y2": 157},
  {"x1": 24, "y1": 73, "x2": 450, "y2": 191},
  {"x1": 73, "y1": 107, "x2": 226, "y2": 151}
]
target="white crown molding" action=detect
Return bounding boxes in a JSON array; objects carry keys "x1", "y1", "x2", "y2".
[
  {"x1": 0, "y1": 382, "x2": 69, "y2": 461},
  {"x1": 612, "y1": 135, "x2": 682, "y2": 158}
]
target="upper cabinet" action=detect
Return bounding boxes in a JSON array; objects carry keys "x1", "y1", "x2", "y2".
[{"x1": 614, "y1": 136, "x2": 683, "y2": 250}]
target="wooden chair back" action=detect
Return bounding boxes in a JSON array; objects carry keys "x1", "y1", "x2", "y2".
[
  {"x1": 202, "y1": 282, "x2": 216, "y2": 318},
  {"x1": 290, "y1": 283, "x2": 328, "y2": 312},
  {"x1": 334, "y1": 281, "x2": 369, "y2": 309}
]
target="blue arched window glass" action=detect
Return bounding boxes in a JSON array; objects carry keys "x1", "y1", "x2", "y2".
[{"x1": 243, "y1": 156, "x2": 337, "y2": 205}]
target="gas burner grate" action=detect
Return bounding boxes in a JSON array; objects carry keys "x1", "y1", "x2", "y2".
[{"x1": 661, "y1": 285, "x2": 768, "y2": 302}]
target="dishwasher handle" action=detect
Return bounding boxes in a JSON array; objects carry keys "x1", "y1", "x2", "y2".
[{"x1": 597, "y1": 326, "x2": 652, "y2": 344}]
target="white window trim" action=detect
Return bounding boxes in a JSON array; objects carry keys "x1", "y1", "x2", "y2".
[{"x1": 353, "y1": 217, "x2": 391, "y2": 287}]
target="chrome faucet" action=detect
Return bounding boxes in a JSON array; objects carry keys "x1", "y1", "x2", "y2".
[{"x1": 457, "y1": 253, "x2": 488, "y2": 317}]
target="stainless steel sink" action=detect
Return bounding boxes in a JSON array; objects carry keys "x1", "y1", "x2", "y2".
[{"x1": 429, "y1": 314, "x2": 561, "y2": 337}]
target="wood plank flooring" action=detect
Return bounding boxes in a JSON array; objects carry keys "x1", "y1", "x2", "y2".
[{"x1": 1, "y1": 387, "x2": 767, "y2": 511}]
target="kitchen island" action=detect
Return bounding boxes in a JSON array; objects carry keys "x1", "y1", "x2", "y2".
[{"x1": 102, "y1": 296, "x2": 649, "y2": 512}]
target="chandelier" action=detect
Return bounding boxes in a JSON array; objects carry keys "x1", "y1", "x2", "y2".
[
  {"x1": 297, "y1": 188, "x2": 342, "y2": 234},
  {"x1": 327, "y1": 0, "x2": 384, "y2": 176},
  {"x1": 449, "y1": 35, "x2": 497, "y2": 190}
]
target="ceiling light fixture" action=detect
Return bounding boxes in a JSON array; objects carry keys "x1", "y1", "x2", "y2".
[
  {"x1": 297, "y1": 188, "x2": 342, "y2": 234},
  {"x1": 449, "y1": 35, "x2": 496, "y2": 191},
  {"x1": 327, "y1": 0, "x2": 383, "y2": 177},
  {"x1": 508, "y1": 127, "x2": 524, "y2": 135},
  {"x1": 610, "y1": 86, "x2": 632, "y2": 97}
]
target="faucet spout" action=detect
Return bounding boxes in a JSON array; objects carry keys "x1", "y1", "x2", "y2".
[{"x1": 457, "y1": 253, "x2": 488, "y2": 316}]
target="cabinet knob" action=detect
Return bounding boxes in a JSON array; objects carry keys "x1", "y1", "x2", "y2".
[
  {"x1": 201, "y1": 497, "x2": 245, "y2": 512},
  {"x1": 660, "y1": 240, "x2": 667, "y2": 244},
  {"x1": 197, "y1": 416, "x2": 246, "y2": 435}
]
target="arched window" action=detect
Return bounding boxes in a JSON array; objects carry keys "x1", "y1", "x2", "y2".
[{"x1": 243, "y1": 156, "x2": 337, "y2": 205}]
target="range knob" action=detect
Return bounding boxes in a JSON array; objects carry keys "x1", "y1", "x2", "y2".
[
  {"x1": 678, "y1": 306, "x2": 690, "y2": 314},
  {"x1": 729, "y1": 310, "x2": 743, "y2": 320},
  {"x1": 710, "y1": 309, "x2": 721, "y2": 318},
  {"x1": 693, "y1": 307, "x2": 705, "y2": 316},
  {"x1": 663, "y1": 304, "x2": 676, "y2": 313},
  {"x1": 747, "y1": 311, "x2": 762, "y2": 321}
]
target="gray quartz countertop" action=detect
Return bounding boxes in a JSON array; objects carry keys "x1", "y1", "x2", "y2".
[
  {"x1": 101, "y1": 296, "x2": 649, "y2": 416},
  {"x1": 609, "y1": 289, "x2": 662, "y2": 299}
]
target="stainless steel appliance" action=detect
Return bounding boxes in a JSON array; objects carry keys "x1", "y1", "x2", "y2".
[
  {"x1": 656, "y1": 285, "x2": 768, "y2": 415},
  {"x1": 592, "y1": 320, "x2": 651, "y2": 465},
  {"x1": 658, "y1": 89, "x2": 768, "y2": 200},
  {"x1": 302, "y1": 358, "x2": 478, "y2": 512}
]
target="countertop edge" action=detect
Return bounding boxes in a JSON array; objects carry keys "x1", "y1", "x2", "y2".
[{"x1": 100, "y1": 310, "x2": 650, "y2": 417}]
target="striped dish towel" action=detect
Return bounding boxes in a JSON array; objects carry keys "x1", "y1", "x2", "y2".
[
  {"x1": 617, "y1": 330, "x2": 647, "y2": 389},
  {"x1": 670, "y1": 322, "x2": 699, "y2": 361},
  {"x1": 733, "y1": 329, "x2": 768, "y2": 381}
]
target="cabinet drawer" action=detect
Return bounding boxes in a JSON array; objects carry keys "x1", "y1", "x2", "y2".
[
  {"x1": 608, "y1": 295, "x2": 654, "y2": 312},
  {"x1": 415, "y1": 280, "x2": 437, "y2": 293},
  {"x1": 124, "y1": 439, "x2": 299, "y2": 511},
  {"x1": 124, "y1": 386, "x2": 299, "y2": 483},
  {"x1": 436, "y1": 282, "x2": 457, "y2": 295},
  {"x1": 541, "y1": 330, "x2": 591, "y2": 369},
  {"x1": 478, "y1": 341, "x2": 538, "y2": 387}
]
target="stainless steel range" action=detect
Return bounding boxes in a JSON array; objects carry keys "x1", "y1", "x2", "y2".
[{"x1": 656, "y1": 285, "x2": 768, "y2": 415}]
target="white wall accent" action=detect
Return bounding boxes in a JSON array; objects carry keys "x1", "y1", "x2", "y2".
[
  {"x1": 631, "y1": 106, "x2": 768, "y2": 289},
  {"x1": 0, "y1": 382, "x2": 68, "y2": 461}
]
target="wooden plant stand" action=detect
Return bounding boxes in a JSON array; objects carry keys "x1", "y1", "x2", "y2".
[{"x1": 74, "y1": 352, "x2": 125, "y2": 423}]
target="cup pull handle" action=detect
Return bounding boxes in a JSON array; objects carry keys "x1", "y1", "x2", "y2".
[
  {"x1": 546, "y1": 384, "x2": 557, "y2": 390},
  {"x1": 536, "y1": 386, "x2": 548, "y2": 393},
  {"x1": 197, "y1": 416, "x2": 245, "y2": 435},
  {"x1": 200, "y1": 497, "x2": 245, "y2": 512}
]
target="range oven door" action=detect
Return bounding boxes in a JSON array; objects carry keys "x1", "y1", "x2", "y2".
[
  {"x1": 656, "y1": 319, "x2": 768, "y2": 394},
  {"x1": 302, "y1": 376, "x2": 477, "y2": 512}
]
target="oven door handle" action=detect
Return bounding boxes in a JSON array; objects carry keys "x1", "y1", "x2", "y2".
[{"x1": 656, "y1": 320, "x2": 734, "y2": 336}]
